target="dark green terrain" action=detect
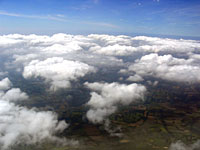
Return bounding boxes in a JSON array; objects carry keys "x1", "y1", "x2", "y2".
[{"x1": 8, "y1": 72, "x2": 200, "y2": 150}]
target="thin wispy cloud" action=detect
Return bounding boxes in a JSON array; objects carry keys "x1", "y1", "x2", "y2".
[
  {"x1": 70, "y1": 5, "x2": 92, "y2": 11},
  {"x1": 169, "y1": 5, "x2": 200, "y2": 18},
  {"x1": 83, "y1": 21, "x2": 119, "y2": 28},
  {"x1": 1, "y1": 0, "x2": 199, "y2": 36},
  {"x1": 0, "y1": 11, "x2": 68, "y2": 22},
  {"x1": 93, "y1": 0, "x2": 99, "y2": 4},
  {"x1": 0, "y1": 10, "x2": 118, "y2": 29},
  {"x1": 70, "y1": 0, "x2": 99, "y2": 11}
]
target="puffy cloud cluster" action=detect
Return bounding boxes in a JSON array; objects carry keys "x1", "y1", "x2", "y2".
[
  {"x1": 0, "y1": 78, "x2": 12, "y2": 90},
  {"x1": 1, "y1": 33, "x2": 200, "y2": 58},
  {"x1": 128, "y1": 53, "x2": 200, "y2": 83},
  {"x1": 1, "y1": 33, "x2": 200, "y2": 89},
  {"x1": 0, "y1": 78, "x2": 68, "y2": 149},
  {"x1": 1, "y1": 32, "x2": 200, "y2": 147},
  {"x1": 126, "y1": 74, "x2": 144, "y2": 82},
  {"x1": 88, "y1": 34, "x2": 200, "y2": 55},
  {"x1": 131, "y1": 36, "x2": 200, "y2": 53},
  {"x1": 23, "y1": 57, "x2": 96, "y2": 91},
  {"x1": 84, "y1": 82, "x2": 146, "y2": 123},
  {"x1": 89, "y1": 44, "x2": 137, "y2": 56},
  {"x1": 169, "y1": 140, "x2": 200, "y2": 150}
]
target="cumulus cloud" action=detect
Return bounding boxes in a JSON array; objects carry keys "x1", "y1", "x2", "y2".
[
  {"x1": 128, "y1": 53, "x2": 200, "y2": 83},
  {"x1": 13, "y1": 54, "x2": 38, "y2": 64},
  {"x1": 1, "y1": 33, "x2": 200, "y2": 59},
  {"x1": 127, "y1": 74, "x2": 144, "y2": 82},
  {"x1": 0, "y1": 33, "x2": 200, "y2": 90},
  {"x1": 23, "y1": 57, "x2": 96, "y2": 91},
  {"x1": 131, "y1": 36, "x2": 200, "y2": 53},
  {"x1": 88, "y1": 34, "x2": 137, "y2": 56},
  {"x1": 0, "y1": 78, "x2": 12, "y2": 90},
  {"x1": 89, "y1": 44, "x2": 137, "y2": 56},
  {"x1": 88, "y1": 34, "x2": 133, "y2": 46},
  {"x1": 169, "y1": 140, "x2": 200, "y2": 150},
  {"x1": 1, "y1": 32, "x2": 200, "y2": 147},
  {"x1": 87, "y1": 34, "x2": 200, "y2": 56},
  {"x1": 0, "y1": 34, "x2": 85, "y2": 58},
  {"x1": 1, "y1": 88, "x2": 28, "y2": 102},
  {"x1": 0, "y1": 78, "x2": 69, "y2": 149},
  {"x1": 1, "y1": 34, "x2": 200, "y2": 69},
  {"x1": 84, "y1": 82, "x2": 146, "y2": 123},
  {"x1": 147, "y1": 80, "x2": 159, "y2": 86}
]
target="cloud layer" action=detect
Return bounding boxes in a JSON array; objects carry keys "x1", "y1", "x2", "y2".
[
  {"x1": 23, "y1": 57, "x2": 96, "y2": 91},
  {"x1": 1, "y1": 34, "x2": 200, "y2": 58},
  {"x1": 1, "y1": 33, "x2": 200, "y2": 87},
  {"x1": 84, "y1": 82, "x2": 146, "y2": 123},
  {"x1": 128, "y1": 53, "x2": 200, "y2": 83},
  {"x1": 0, "y1": 78, "x2": 68, "y2": 149},
  {"x1": 0, "y1": 33, "x2": 200, "y2": 147}
]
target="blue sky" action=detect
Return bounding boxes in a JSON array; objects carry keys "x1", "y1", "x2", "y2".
[{"x1": 0, "y1": 0, "x2": 200, "y2": 36}]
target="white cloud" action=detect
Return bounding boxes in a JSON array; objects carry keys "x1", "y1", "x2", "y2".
[
  {"x1": 131, "y1": 36, "x2": 200, "y2": 53},
  {"x1": 1, "y1": 32, "x2": 200, "y2": 148},
  {"x1": 83, "y1": 21, "x2": 119, "y2": 28},
  {"x1": 13, "y1": 54, "x2": 38, "y2": 64},
  {"x1": 128, "y1": 53, "x2": 200, "y2": 83},
  {"x1": 1, "y1": 88, "x2": 28, "y2": 102},
  {"x1": 88, "y1": 35, "x2": 200, "y2": 56},
  {"x1": 0, "y1": 78, "x2": 12, "y2": 90},
  {"x1": 0, "y1": 33, "x2": 124, "y2": 67},
  {"x1": 1, "y1": 33, "x2": 200, "y2": 87},
  {"x1": 189, "y1": 53, "x2": 200, "y2": 62},
  {"x1": 0, "y1": 78, "x2": 69, "y2": 149},
  {"x1": 1, "y1": 34, "x2": 200, "y2": 59},
  {"x1": 147, "y1": 80, "x2": 159, "y2": 86},
  {"x1": 23, "y1": 57, "x2": 96, "y2": 91},
  {"x1": 0, "y1": 11, "x2": 68, "y2": 22},
  {"x1": 84, "y1": 82, "x2": 146, "y2": 123},
  {"x1": 127, "y1": 74, "x2": 144, "y2": 82},
  {"x1": 42, "y1": 42, "x2": 82, "y2": 54},
  {"x1": 0, "y1": 11, "x2": 118, "y2": 29},
  {"x1": 169, "y1": 140, "x2": 200, "y2": 150},
  {"x1": 89, "y1": 44, "x2": 137, "y2": 56},
  {"x1": 88, "y1": 34, "x2": 132, "y2": 46}
]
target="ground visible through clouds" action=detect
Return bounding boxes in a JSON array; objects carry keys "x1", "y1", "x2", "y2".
[{"x1": 0, "y1": 34, "x2": 200, "y2": 150}]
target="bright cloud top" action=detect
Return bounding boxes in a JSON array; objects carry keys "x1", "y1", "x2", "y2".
[
  {"x1": 128, "y1": 53, "x2": 200, "y2": 83},
  {"x1": 84, "y1": 82, "x2": 146, "y2": 123},
  {"x1": 131, "y1": 36, "x2": 200, "y2": 53},
  {"x1": 169, "y1": 140, "x2": 200, "y2": 150},
  {"x1": 0, "y1": 33, "x2": 200, "y2": 88},
  {"x1": 1, "y1": 34, "x2": 200, "y2": 58},
  {"x1": 126, "y1": 74, "x2": 144, "y2": 82},
  {"x1": 88, "y1": 34, "x2": 200, "y2": 55},
  {"x1": 0, "y1": 78, "x2": 68, "y2": 149},
  {"x1": 0, "y1": 78, "x2": 12, "y2": 90},
  {"x1": 23, "y1": 57, "x2": 96, "y2": 91}
]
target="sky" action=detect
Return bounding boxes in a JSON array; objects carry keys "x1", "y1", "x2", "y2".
[
  {"x1": 1, "y1": 9, "x2": 200, "y2": 149},
  {"x1": 0, "y1": 0, "x2": 200, "y2": 37}
]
